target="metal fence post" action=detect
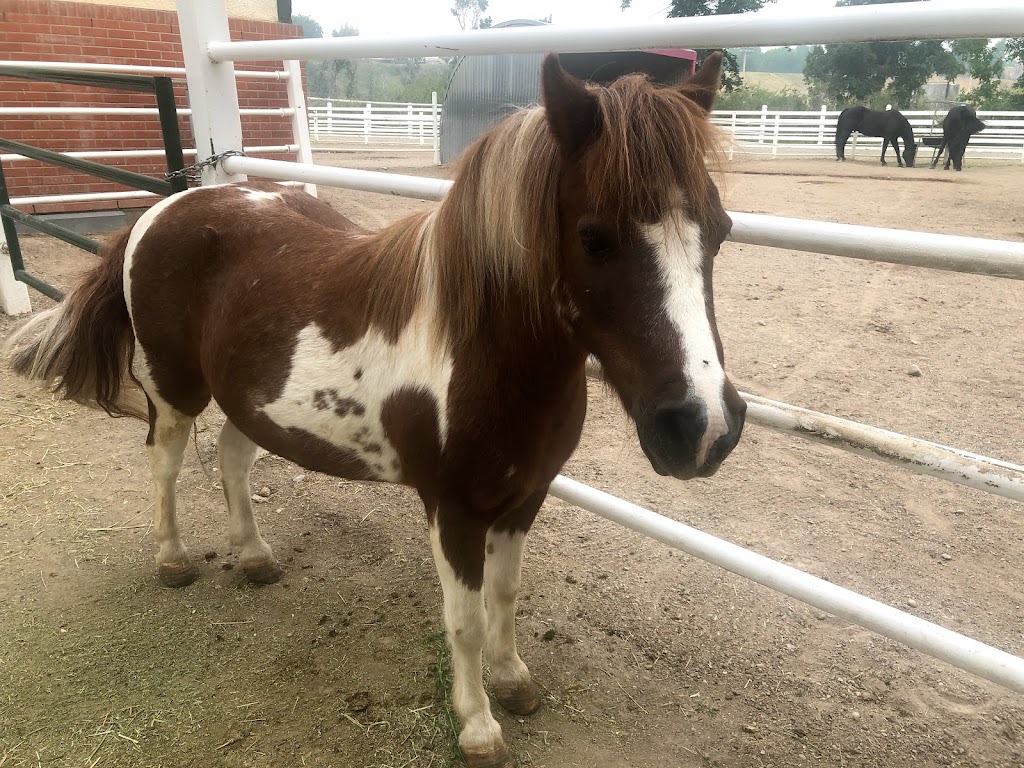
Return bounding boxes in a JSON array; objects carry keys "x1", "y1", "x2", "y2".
[
  {"x1": 364, "y1": 102, "x2": 371, "y2": 145},
  {"x1": 758, "y1": 104, "x2": 768, "y2": 144},
  {"x1": 851, "y1": 132, "x2": 858, "y2": 160},
  {"x1": 327, "y1": 101, "x2": 333, "y2": 136},
  {"x1": 175, "y1": 0, "x2": 245, "y2": 185},
  {"x1": 728, "y1": 111, "x2": 737, "y2": 160},
  {"x1": 772, "y1": 113, "x2": 781, "y2": 157},
  {"x1": 432, "y1": 91, "x2": 440, "y2": 165},
  {"x1": 284, "y1": 59, "x2": 316, "y2": 197},
  {"x1": 818, "y1": 104, "x2": 827, "y2": 145},
  {"x1": 0, "y1": 162, "x2": 31, "y2": 315}
]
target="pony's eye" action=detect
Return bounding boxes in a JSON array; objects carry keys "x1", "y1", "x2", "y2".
[{"x1": 579, "y1": 228, "x2": 612, "y2": 260}]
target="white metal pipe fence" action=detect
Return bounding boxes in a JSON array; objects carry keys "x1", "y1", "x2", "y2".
[
  {"x1": 547, "y1": 476, "x2": 1024, "y2": 694},
  {"x1": 170, "y1": 0, "x2": 1024, "y2": 697},
  {"x1": 221, "y1": 155, "x2": 1024, "y2": 280},
  {"x1": 206, "y1": 1, "x2": 1023, "y2": 61},
  {"x1": 308, "y1": 98, "x2": 441, "y2": 150}
]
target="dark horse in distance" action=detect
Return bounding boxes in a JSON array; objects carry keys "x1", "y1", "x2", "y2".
[
  {"x1": 835, "y1": 106, "x2": 917, "y2": 167},
  {"x1": 930, "y1": 104, "x2": 986, "y2": 171}
]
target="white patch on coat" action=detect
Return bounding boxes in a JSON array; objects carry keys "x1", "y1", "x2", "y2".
[
  {"x1": 238, "y1": 187, "x2": 282, "y2": 203},
  {"x1": 260, "y1": 305, "x2": 453, "y2": 482},
  {"x1": 641, "y1": 209, "x2": 728, "y2": 466}
]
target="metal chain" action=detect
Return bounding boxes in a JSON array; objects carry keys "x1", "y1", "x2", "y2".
[{"x1": 165, "y1": 149, "x2": 247, "y2": 184}]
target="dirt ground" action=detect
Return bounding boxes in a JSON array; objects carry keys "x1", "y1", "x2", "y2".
[{"x1": 1, "y1": 150, "x2": 1023, "y2": 768}]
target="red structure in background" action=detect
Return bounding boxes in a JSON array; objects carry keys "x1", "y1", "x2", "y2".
[{"x1": 0, "y1": 0, "x2": 301, "y2": 215}]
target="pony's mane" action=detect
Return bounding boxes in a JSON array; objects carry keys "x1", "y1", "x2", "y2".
[{"x1": 365, "y1": 74, "x2": 723, "y2": 349}]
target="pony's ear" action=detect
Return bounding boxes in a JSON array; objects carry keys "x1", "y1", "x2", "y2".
[
  {"x1": 680, "y1": 51, "x2": 724, "y2": 113},
  {"x1": 541, "y1": 53, "x2": 601, "y2": 157}
]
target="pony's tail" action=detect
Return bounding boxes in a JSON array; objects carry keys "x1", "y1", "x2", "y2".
[{"x1": 3, "y1": 228, "x2": 148, "y2": 420}]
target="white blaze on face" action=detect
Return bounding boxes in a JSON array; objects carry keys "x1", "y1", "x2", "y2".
[{"x1": 641, "y1": 209, "x2": 729, "y2": 467}]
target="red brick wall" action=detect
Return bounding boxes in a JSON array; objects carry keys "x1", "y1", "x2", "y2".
[{"x1": 0, "y1": 0, "x2": 302, "y2": 215}]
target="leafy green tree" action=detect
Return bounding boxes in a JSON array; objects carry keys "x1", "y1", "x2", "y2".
[
  {"x1": 291, "y1": 13, "x2": 323, "y2": 40},
  {"x1": 802, "y1": 0, "x2": 961, "y2": 108},
  {"x1": 1007, "y1": 38, "x2": 1024, "y2": 85},
  {"x1": 952, "y1": 39, "x2": 1003, "y2": 105},
  {"x1": 451, "y1": 0, "x2": 492, "y2": 30},
  {"x1": 621, "y1": 0, "x2": 777, "y2": 91}
]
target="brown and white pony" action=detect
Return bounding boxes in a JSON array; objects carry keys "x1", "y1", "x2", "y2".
[{"x1": 5, "y1": 53, "x2": 744, "y2": 767}]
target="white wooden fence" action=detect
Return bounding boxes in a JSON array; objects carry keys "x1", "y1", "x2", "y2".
[
  {"x1": 308, "y1": 96, "x2": 440, "y2": 151},
  {"x1": 712, "y1": 106, "x2": 1024, "y2": 161}
]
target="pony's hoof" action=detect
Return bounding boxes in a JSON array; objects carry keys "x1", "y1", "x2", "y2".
[
  {"x1": 158, "y1": 561, "x2": 200, "y2": 588},
  {"x1": 462, "y1": 744, "x2": 516, "y2": 768},
  {"x1": 494, "y1": 680, "x2": 542, "y2": 716},
  {"x1": 243, "y1": 559, "x2": 283, "y2": 584}
]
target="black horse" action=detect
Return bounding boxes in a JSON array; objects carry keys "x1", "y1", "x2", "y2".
[
  {"x1": 930, "y1": 105, "x2": 986, "y2": 171},
  {"x1": 835, "y1": 106, "x2": 917, "y2": 167}
]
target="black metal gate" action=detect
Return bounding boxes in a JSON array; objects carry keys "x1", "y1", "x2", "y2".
[{"x1": 0, "y1": 67, "x2": 188, "y2": 301}]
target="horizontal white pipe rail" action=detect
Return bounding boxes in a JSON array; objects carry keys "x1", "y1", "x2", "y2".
[
  {"x1": 0, "y1": 144, "x2": 297, "y2": 164},
  {"x1": 207, "y1": 2, "x2": 1024, "y2": 62},
  {"x1": 0, "y1": 60, "x2": 288, "y2": 79},
  {"x1": 729, "y1": 212, "x2": 1024, "y2": 279},
  {"x1": 221, "y1": 156, "x2": 1024, "y2": 280},
  {"x1": 222, "y1": 155, "x2": 451, "y2": 198},
  {"x1": 9, "y1": 180, "x2": 305, "y2": 207},
  {"x1": 10, "y1": 190, "x2": 157, "y2": 206},
  {"x1": 0, "y1": 107, "x2": 294, "y2": 117},
  {"x1": 581, "y1": 359, "x2": 1024, "y2": 503},
  {"x1": 548, "y1": 475, "x2": 1024, "y2": 694},
  {"x1": 744, "y1": 395, "x2": 1024, "y2": 502}
]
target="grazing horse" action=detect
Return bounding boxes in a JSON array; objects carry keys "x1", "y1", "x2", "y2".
[
  {"x1": 930, "y1": 104, "x2": 986, "y2": 171},
  {"x1": 835, "y1": 105, "x2": 918, "y2": 167},
  {"x1": 4, "y1": 53, "x2": 745, "y2": 768}
]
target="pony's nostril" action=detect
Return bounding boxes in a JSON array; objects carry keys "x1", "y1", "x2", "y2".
[{"x1": 653, "y1": 400, "x2": 707, "y2": 459}]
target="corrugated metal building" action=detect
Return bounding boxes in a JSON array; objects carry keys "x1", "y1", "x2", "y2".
[{"x1": 440, "y1": 19, "x2": 697, "y2": 164}]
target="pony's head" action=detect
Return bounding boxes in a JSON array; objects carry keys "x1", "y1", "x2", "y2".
[
  {"x1": 903, "y1": 140, "x2": 918, "y2": 168},
  {"x1": 542, "y1": 52, "x2": 745, "y2": 479}
]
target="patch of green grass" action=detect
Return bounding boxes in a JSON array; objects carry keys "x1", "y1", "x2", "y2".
[{"x1": 424, "y1": 630, "x2": 463, "y2": 767}]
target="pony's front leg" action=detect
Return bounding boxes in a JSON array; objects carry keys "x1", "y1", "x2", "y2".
[
  {"x1": 484, "y1": 491, "x2": 545, "y2": 716},
  {"x1": 429, "y1": 513, "x2": 511, "y2": 768}
]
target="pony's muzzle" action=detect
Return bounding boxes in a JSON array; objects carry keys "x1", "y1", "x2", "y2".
[{"x1": 636, "y1": 388, "x2": 745, "y2": 480}]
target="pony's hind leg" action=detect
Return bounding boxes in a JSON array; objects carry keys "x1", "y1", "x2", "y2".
[
  {"x1": 145, "y1": 397, "x2": 200, "y2": 587},
  {"x1": 484, "y1": 491, "x2": 545, "y2": 716},
  {"x1": 217, "y1": 419, "x2": 282, "y2": 584}
]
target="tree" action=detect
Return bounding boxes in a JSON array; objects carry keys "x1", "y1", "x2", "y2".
[
  {"x1": 451, "y1": 0, "x2": 492, "y2": 31},
  {"x1": 621, "y1": 0, "x2": 778, "y2": 91},
  {"x1": 802, "y1": 0, "x2": 961, "y2": 108},
  {"x1": 952, "y1": 39, "x2": 1003, "y2": 105},
  {"x1": 291, "y1": 13, "x2": 323, "y2": 40}
]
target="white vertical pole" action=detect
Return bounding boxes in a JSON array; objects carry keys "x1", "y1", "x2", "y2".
[
  {"x1": 0, "y1": 230, "x2": 32, "y2": 316},
  {"x1": 407, "y1": 104, "x2": 413, "y2": 140},
  {"x1": 419, "y1": 110, "x2": 425, "y2": 144},
  {"x1": 757, "y1": 104, "x2": 768, "y2": 144},
  {"x1": 851, "y1": 132, "x2": 858, "y2": 160},
  {"x1": 772, "y1": 113, "x2": 780, "y2": 157},
  {"x1": 431, "y1": 91, "x2": 440, "y2": 165},
  {"x1": 818, "y1": 104, "x2": 827, "y2": 145},
  {"x1": 284, "y1": 59, "x2": 316, "y2": 198},
  {"x1": 364, "y1": 102, "x2": 371, "y2": 144},
  {"x1": 728, "y1": 112, "x2": 736, "y2": 160},
  {"x1": 327, "y1": 101, "x2": 333, "y2": 136},
  {"x1": 175, "y1": 0, "x2": 245, "y2": 185}
]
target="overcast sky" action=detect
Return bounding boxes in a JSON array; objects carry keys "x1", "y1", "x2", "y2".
[{"x1": 292, "y1": 0, "x2": 840, "y2": 39}]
